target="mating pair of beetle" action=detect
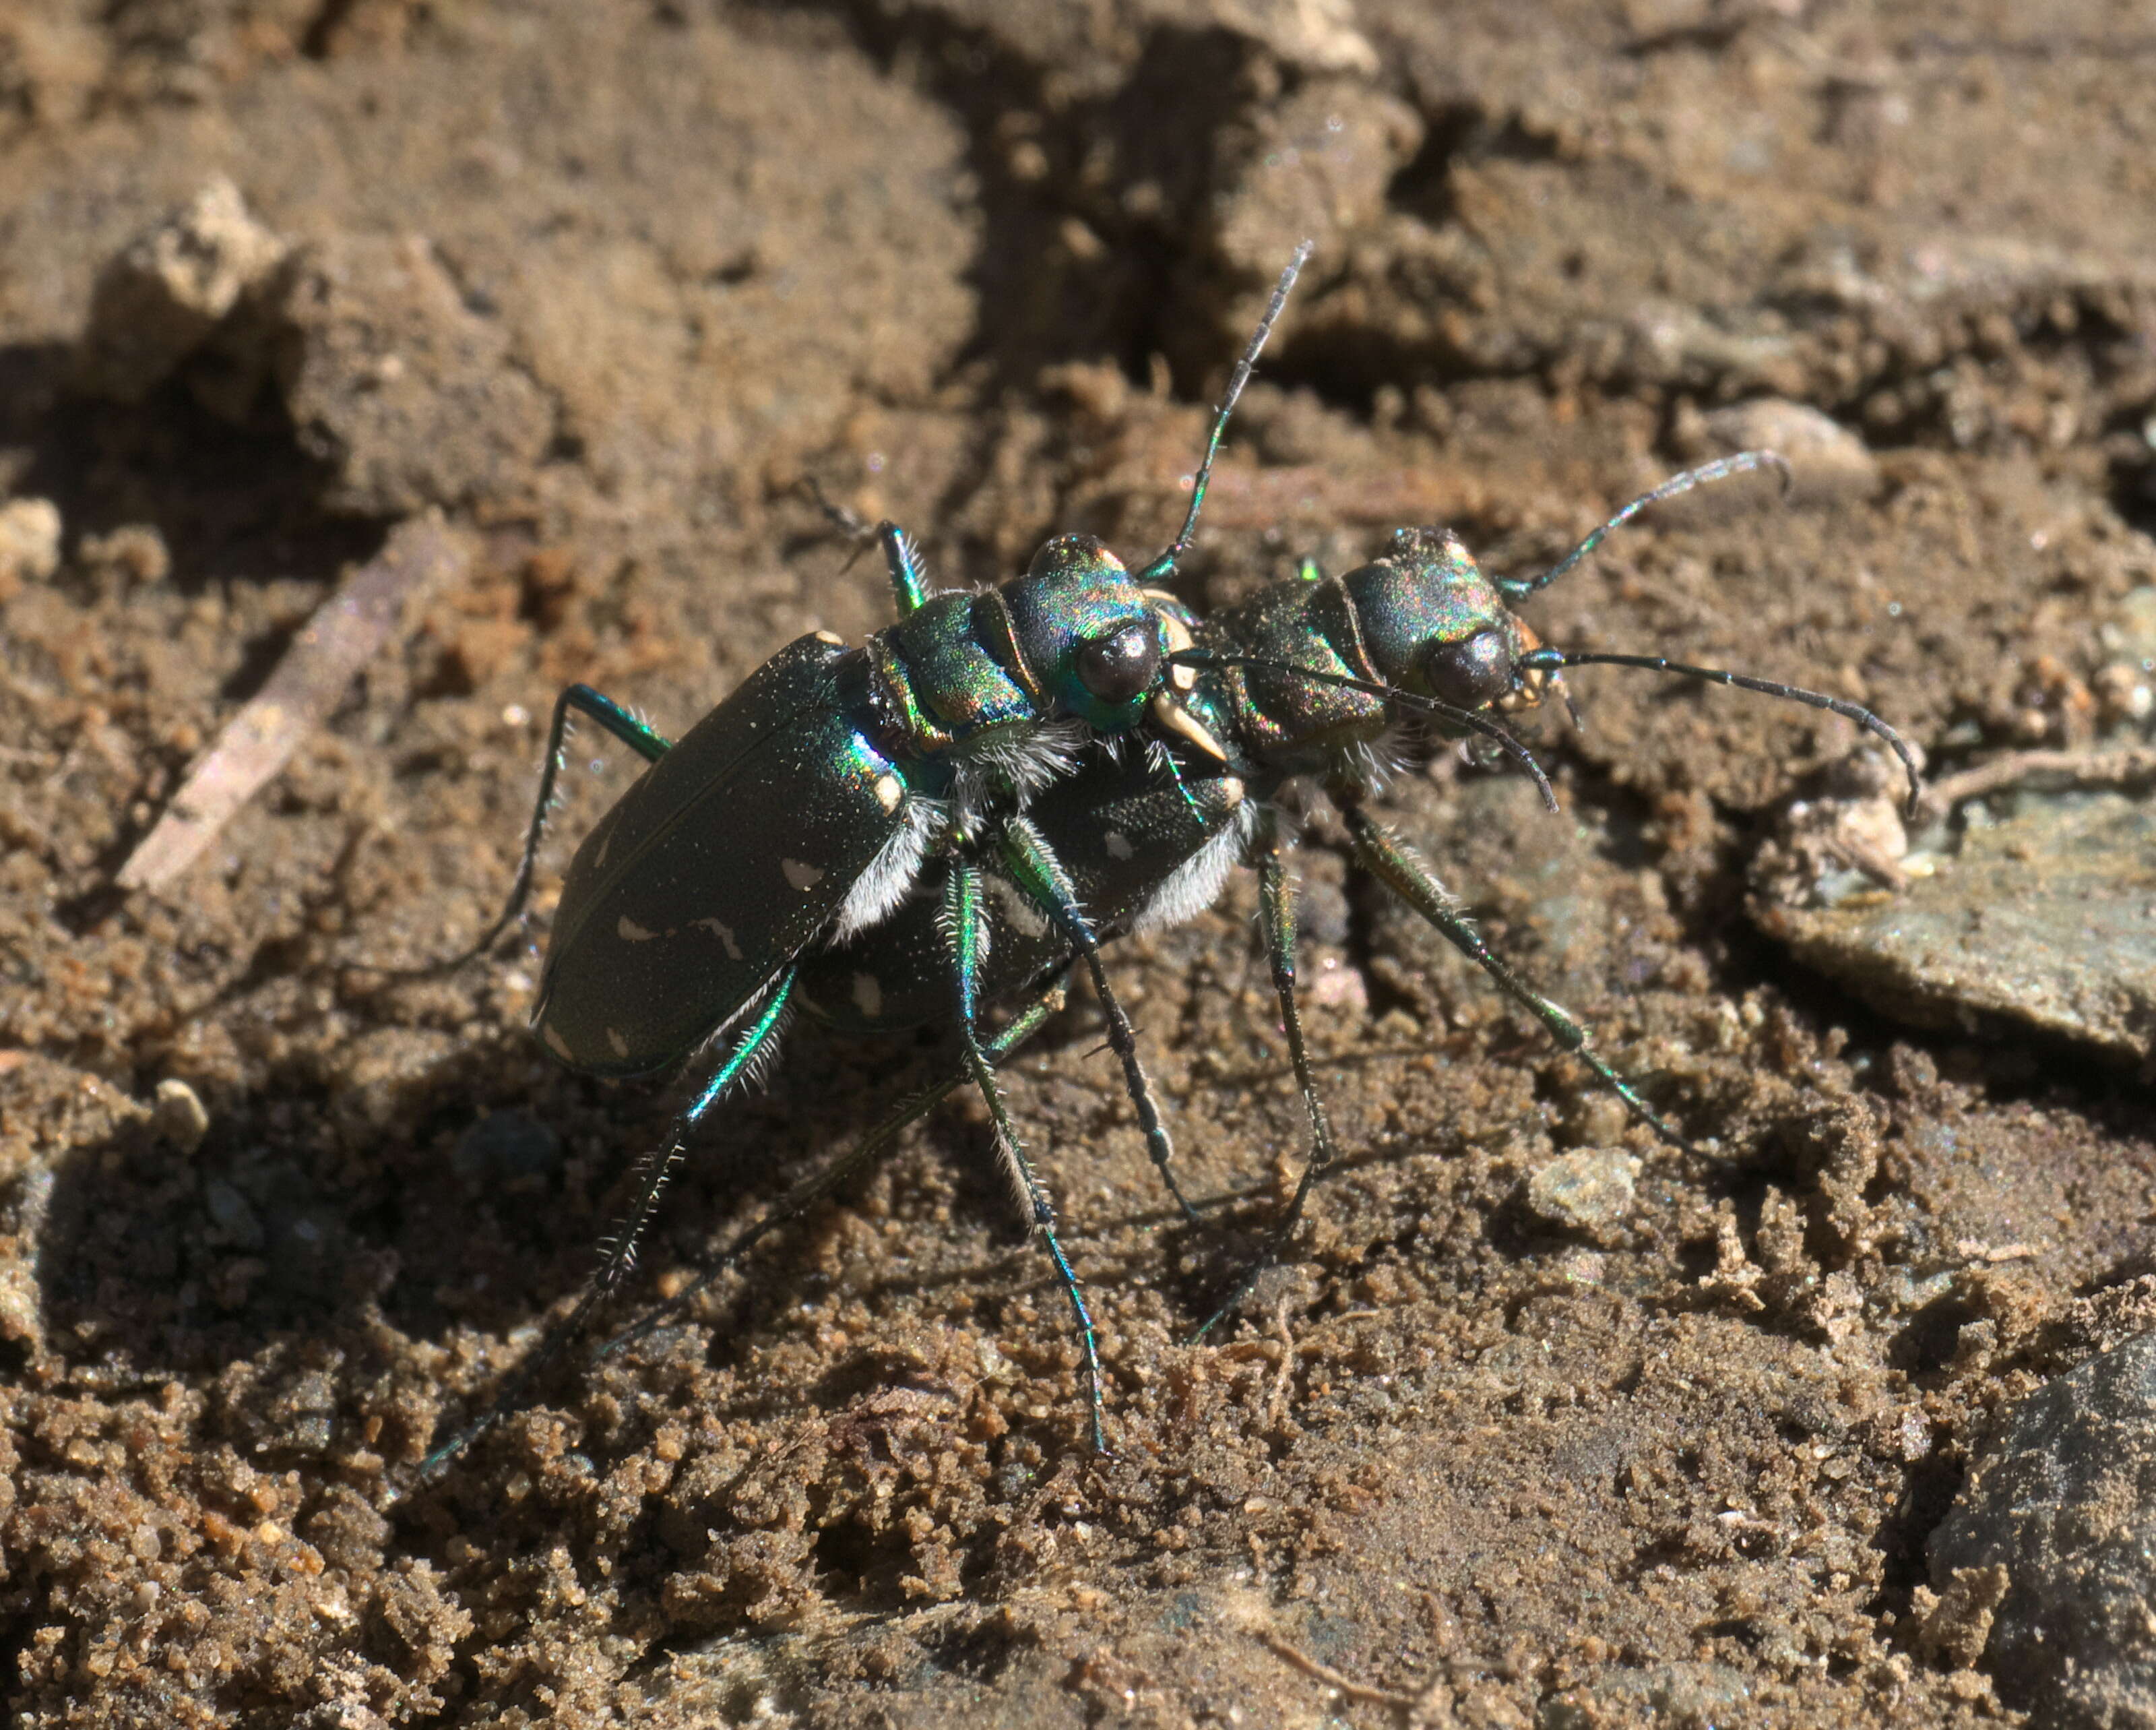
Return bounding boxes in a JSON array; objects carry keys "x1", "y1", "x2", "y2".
[{"x1": 415, "y1": 248, "x2": 1919, "y2": 1474}]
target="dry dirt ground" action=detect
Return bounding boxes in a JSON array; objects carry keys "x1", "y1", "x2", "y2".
[{"x1": 3, "y1": 3, "x2": 2155, "y2": 1726}]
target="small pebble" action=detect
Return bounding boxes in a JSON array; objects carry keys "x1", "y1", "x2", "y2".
[
  {"x1": 0, "y1": 497, "x2": 61, "y2": 593},
  {"x1": 1701, "y1": 398, "x2": 1880, "y2": 499},
  {"x1": 0, "y1": 1260, "x2": 43, "y2": 1351},
  {"x1": 1525, "y1": 1149, "x2": 1639, "y2": 1237},
  {"x1": 201, "y1": 1177, "x2": 263, "y2": 1251},
  {"x1": 75, "y1": 176, "x2": 288, "y2": 402},
  {"x1": 154, "y1": 1078, "x2": 211, "y2": 1154}
]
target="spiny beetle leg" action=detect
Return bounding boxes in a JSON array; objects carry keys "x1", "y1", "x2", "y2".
[
  {"x1": 383, "y1": 683, "x2": 672, "y2": 981},
  {"x1": 800, "y1": 481, "x2": 931, "y2": 617},
  {"x1": 1340, "y1": 803, "x2": 1690, "y2": 1152},
  {"x1": 1193, "y1": 807, "x2": 1342, "y2": 1339},
  {"x1": 997, "y1": 813, "x2": 1201, "y2": 1224},
  {"x1": 947, "y1": 858, "x2": 1109, "y2": 1454},
  {"x1": 413, "y1": 968, "x2": 796, "y2": 1484},
  {"x1": 593, "y1": 968, "x2": 798, "y2": 1297},
  {"x1": 592, "y1": 980, "x2": 1069, "y2": 1383},
  {"x1": 877, "y1": 522, "x2": 932, "y2": 617},
  {"x1": 489, "y1": 683, "x2": 670, "y2": 943}
]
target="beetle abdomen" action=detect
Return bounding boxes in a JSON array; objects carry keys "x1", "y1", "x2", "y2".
[{"x1": 536, "y1": 634, "x2": 912, "y2": 1076}]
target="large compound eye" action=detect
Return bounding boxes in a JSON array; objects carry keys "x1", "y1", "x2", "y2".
[
  {"x1": 1424, "y1": 628, "x2": 1513, "y2": 710},
  {"x1": 1076, "y1": 620, "x2": 1163, "y2": 703}
]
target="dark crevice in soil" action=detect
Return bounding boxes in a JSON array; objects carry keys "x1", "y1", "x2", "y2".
[
  {"x1": 1868, "y1": 1452, "x2": 1966, "y2": 1625},
  {"x1": 299, "y1": 0, "x2": 359, "y2": 60},
  {"x1": 2103, "y1": 433, "x2": 2156, "y2": 542},
  {"x1": 1386, "y1": 99, "x2": 1560, "y2": 228},
  {"x1": 917, "y1": 1610, "x2": 1030, "y2": 1686},
  {"x1": 0, "y1": 1611, "x2": 41, "y2": 1721}
]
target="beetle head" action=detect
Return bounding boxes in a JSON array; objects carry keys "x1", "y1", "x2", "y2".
[
  {"x1": 1003, "y1": 534, "x2": 1167, "y2": 731},
  {"x1": 1340, "y1": 526, "x2": 1548, "y2": 718}
]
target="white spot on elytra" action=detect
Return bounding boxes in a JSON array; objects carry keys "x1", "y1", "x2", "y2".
[
  {"x1": 542, "y1": 1024, "x2": 574, "y2": 1061},
  {"x1": 606, "y1": 1027, "x2": 630, "y2": 1059},
  {"x1": 1104, "y1": 830, "x2": 1134, "y2": 861},
  {"x1": 594, "y1": 830, "x2": 611, "y2": 868},
  {"x1": 693, "y1": 917, "x2": 743, "y2": 960},
  {"x1": 814, "y1": 629, "x2": 845, "y2": 646},
  {"x1": 852, "y1": 972, "x2": 883, "y2": 1018},
  {"x1": 873, "y1": 773, "x2": 903, "y2": 812},
  {"x1": 617, "y1": 915, "x2": 656, "y2": 941},
  {"x1": 782, "y1": 858, "x2": 824, "y2": 891}
]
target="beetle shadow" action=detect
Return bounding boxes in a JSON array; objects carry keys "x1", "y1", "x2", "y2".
[
  {"x1": 0, "y1": 338, "x2": 383, "y2": 603},
  {"x1": 22, "y1": 987, "x2": 1145, "y2": 1426},
  {"x1": 566, "y1": 994, "x2": 1209, "y2": 1327},
  {"x1": 26, "y1": 1059, "x2": 431, "y2": 1435}
]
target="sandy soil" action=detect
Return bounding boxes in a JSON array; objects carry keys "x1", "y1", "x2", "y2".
[{"x1": 2, "y1": 3, "x2": 2154, "y2": 1725}]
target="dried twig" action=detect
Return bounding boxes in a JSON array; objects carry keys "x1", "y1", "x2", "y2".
[
  {"x1": 116, "y1": 514, "x2": 469, "y2": 892},
  {"x1": 1257, "y1": 1595, "x2": 1468, "y2": 1727},
  {"x1": 1259, "y1": 1632, "x2": 1424, "y2": 1712},
  {"x1": 1919, "y1": 745, "x2": 2156, "y2": 822}
]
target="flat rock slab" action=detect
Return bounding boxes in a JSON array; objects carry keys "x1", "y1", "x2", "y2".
[
  {"x1": 1929, "y1": 1332, "x2": 2156, "y2": 1729},
  {"x1": 1755, "y1": 792, "x2": 2156, "y2": 1073}
]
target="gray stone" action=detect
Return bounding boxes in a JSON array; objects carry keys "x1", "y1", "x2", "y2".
[
  {"x1": 1928, "y1": 1332, "x2": 2156, "y2": 1727},
  {"x1": 453, "y1": 1109, "x2": 564, "y2": 1182},
  {"x1": 201, "y1": 1175, "x2": 264, "y2": 1252},
  {"x1": 1753, "y1": 790, "x2": 2156, "y2": 1074},
  {"x1": 264, "y1": 233, "x2": 557, "y2": 516}
]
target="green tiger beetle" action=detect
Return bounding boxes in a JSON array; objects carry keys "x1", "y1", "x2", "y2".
[
  {"x1": 411, "y1": 242, "x2": 1923, "y2": 1471},
  {"x1": 594, "y1": 450, "x2": 1922, "y2": 1442},
  {"x1": 408, "y1": 247, "x2": 1313, "y2": 1477}
]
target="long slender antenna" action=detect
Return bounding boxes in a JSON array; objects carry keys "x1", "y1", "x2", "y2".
[
  {"x1": 1139, "y1": 241, "x2": 1314, "y2": 584},
  {"x1": 1519, "y1": 647, "x2": 1923, "y2": 815},
  {"x1": 1172, "y1": 648, "x2": 1558, "y2": 812},
  {"x1": 1498, "y1": 451, "x2": 1792, "y2": 601}
]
